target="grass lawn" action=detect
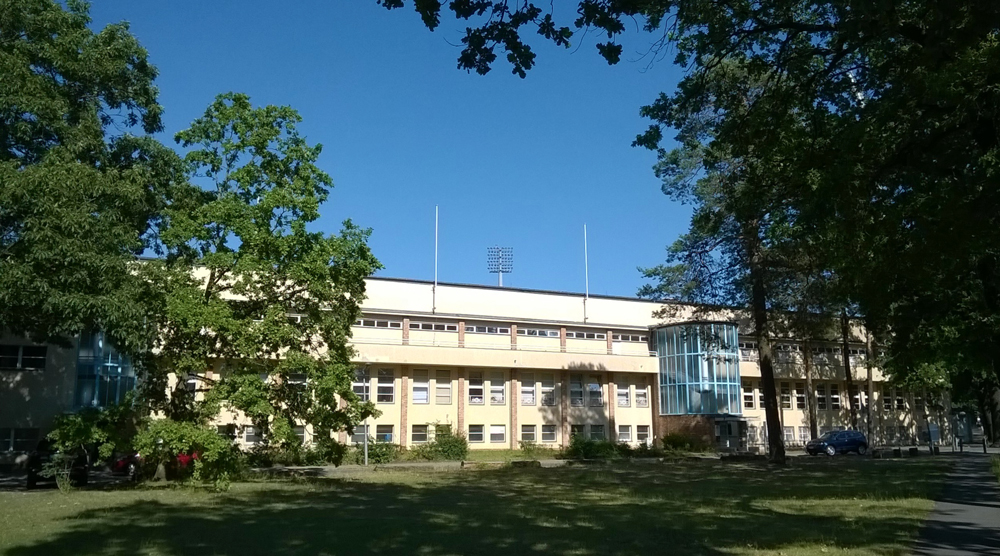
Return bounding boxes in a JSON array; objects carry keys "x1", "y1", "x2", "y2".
[{"x1": 0, "y1": 457, "x2": 948, "y2": 556}]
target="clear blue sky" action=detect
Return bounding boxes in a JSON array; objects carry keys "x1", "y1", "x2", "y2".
[{"x1": 88, "y1": 1, "x2": 690, "y2": 297}]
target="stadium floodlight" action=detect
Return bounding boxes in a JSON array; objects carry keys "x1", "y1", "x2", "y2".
[{"x1": 487, "y1": 246, "x2": 513, "y2": 287}]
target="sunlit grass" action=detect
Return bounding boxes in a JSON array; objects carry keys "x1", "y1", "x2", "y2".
[{"x1": 0, "y1": 457, "x2": 948, "y2": 556}]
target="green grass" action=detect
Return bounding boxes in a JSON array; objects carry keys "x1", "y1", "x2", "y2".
[
  {"x1": 0, "y1": 457, "x2": 948, "y2": 556},
  {"x1": 459, "y1": 448, "x2": 559, "y2": 462}
]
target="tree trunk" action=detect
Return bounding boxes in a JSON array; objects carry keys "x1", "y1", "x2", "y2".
[
  {"x1": 841, "y1": 309, "x2": 858, "y2": 430},
  {"x1": 865, "y1": 330, "x2": 875, "y2": 442},
  {"x1": 752, "y1": 267, "x2": 786, "y2": 464},
  {"x1": 804, "y1": 338, "x2": 818, "y2": 440}
]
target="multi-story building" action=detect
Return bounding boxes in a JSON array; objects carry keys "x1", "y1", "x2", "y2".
[{"x1": 1, "y1": 276, "x2": 951, "y2": 461}]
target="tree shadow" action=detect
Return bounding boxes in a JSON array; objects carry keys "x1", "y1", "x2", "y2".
[{"x1": 5, "y1": 458, "x2": 949, "y2": 556}]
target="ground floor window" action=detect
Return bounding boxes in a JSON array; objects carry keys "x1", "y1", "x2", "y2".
[
  {"x1": 351, "y1": 425, "x2": 368, "y2": 445},
  {"x1": 782, "y1": 426, "x2": 794, "y2": 443},
  {"x1": 490, "y1": 425, "x2": 506, "y2": 443},
  {"x1": 412, "y1": 425, "x2": 429, "y2": 443},
  {"x1": 636, "y1": 425, "x2": 650, "y2": 444},
  {"x1": 798, "y1": 427, "x2": 809, "y2": 445},
  {"x1": 521, "y1": 425, "x2": 536, "y2": 442},
  {"x1": 245, "y1": 426, "x2": 263, "y2": 445},
  {"x1": 542, "y1": 425, "x2": 557, "y2": 442},
  {"x1": 376, "y1": 425, "x2": 394, "y2": 443},
  {"x1": 590, "y1": 424, "x2": 605, "y2": 440},
  {"x1": 293, "y1": 425, "x2": 306, "y2": 445},
  {"x1": 468, "y1": 425, "x2": 484, "y2": 443},
  {"x1": 617, "y1": 425, "x2": 631, "y2": 442},
  {"x1": 570, "y1": 424, "x2": 586, "y2": 438}
]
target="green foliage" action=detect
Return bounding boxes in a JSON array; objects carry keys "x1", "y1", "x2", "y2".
[
  {"x1": 518, "y1": 441, "x2": 558, "y2": 460},
  {"x1": 661, "y1": 433, "x2": 713, "y2": 453},
  {"x1": 406, "y1": 428, "x2": 469, "y2": 461},
  {"x1": 47, "y1": 403, "x2": 142, "y2": 463},
  {"x1": 562, "y1": 435, "x2": 620, "y2": 460},
  {"x1": 133, "y1": 419, "x2": 246, "y2": 485},
  {"x1": 351, "y1": 441, "x2": 400, "y2": 464}
]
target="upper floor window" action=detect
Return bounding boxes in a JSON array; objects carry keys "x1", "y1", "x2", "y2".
[
  {"x1": 521, "y1": 372, "x2": 536, "y2": 405},
  {"x1": 489, "y1": 372, "x2": 505, "y2": 405},
  {"x1": 354, "y1": 318, "x2": 403, "y2": 329},
  {"x1": 0, "y1": 345, "x2": 46, "y2": 371},
  {"x1": 587, "y1": 376, "x2": 603, "y2": 407},
  {"x1": 377, "y1": 369, "x2": 394, "y2": 403},
  {"x1": 469, "y1": 371, "x2": 484, "y2": 404},
  {"x1": 517, "y1": 328, "x2": 559, "y2": 337},
  {"x1": 353, "y1": 368, "x2": 370, "y2": 402},
  {"x1": 570, "y1": 374, "x2": 584, "y2": 407},
  {"x1": 466, "y1": 325, "x2": 509, "y2": 334},
  {"x1": 412, "y1": 322, "x2": 458, "y2": 332},
  {"x1": 435, "y1": 370, "x2": 452, "y2": 404},
  {"x1": 541, "y1": 373, "x2": 556, "y2": 406},
  {"x1": 612, "y1": 333, "x2": 647, "y2": 342},
  {"x1": 412, "y1": 369, "x2": 429, "y2": 404},
  {"x1": 568, "y1": 331, "x2": 607, "y2": 340},
  {"x1": 617, "y1": 384, "x2": 629, "y2": 407}
]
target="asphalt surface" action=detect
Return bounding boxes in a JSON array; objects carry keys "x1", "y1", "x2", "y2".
[{"x1": 912, "y1": 453, "x2": 1000, "y2": 556}]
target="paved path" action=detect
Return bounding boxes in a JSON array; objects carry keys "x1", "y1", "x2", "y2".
[{"x1": 912, "y1": 454, "x2": 1000, "y2": 555}]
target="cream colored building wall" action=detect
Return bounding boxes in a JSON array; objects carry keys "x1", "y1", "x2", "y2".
[
  {"x1": 463, "y1": 368, "x2": 514, "y2": 450},
  {"x1": 565, "y1": 338, "x2": 607, "y2": 354},
  {"x1": 514, "y1": 370, "x2": 563, "y2": 446},
  {"x1": 0, "y1": 335, "x2": 78, "y2": 434},
  {"x1": 462, "y1": 333, "x2": 510, "y2": 349},
  {"x1": 611, "y1": 372, "x2": 654, "y2": 443}
]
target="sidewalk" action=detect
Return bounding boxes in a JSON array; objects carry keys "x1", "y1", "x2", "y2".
[{"x1": 911, "y1": 453, "x2": 1000, "y2": 555}]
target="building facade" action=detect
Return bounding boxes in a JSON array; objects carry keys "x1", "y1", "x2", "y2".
[{"x1": 0, "y1": 276, "x2": 951, "y2": 460}]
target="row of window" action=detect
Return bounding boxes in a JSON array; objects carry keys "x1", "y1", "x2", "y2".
[
  {"x1": 348, "y1": 424, "x2": 652, "y2": 444},
  {"x1": 743, "y1": 382, "x2": 926, "y2": 412},
  {"x1": 0, "y1": 428, "x2": 40, "y2": 452},
  {"x1": 0, "y1": 345, "x2": 47, "y2": 371},
  {"x1": 353, "y1": 317, "x2": 647, "y2": 342},
  {"x1": 352, "y1": 369, "x2": 650, "y2": 408}
]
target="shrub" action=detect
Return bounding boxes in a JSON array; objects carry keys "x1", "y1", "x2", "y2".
[
  {"x1": 406, "y1": 427, "x2": 469, "y2": 461},
  {"x1": 662, "y1": 433, "x2": 713, "y2": 453},
  {"x1": 133, "y1": 419, "x2": 246, "y2": 487},
  {"x1": 351, "y1": 440, "x2": 400, "y2": 464},
  {"x1": 562, "y1": 435, "x2": 620, "y2": 460}
]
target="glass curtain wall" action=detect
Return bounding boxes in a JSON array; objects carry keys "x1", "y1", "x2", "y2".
[
  {"x1": 75, "y1": 331, "x2": 136, "y2": 408},
  {"x1": 657, "y1": 322, "x2": 741, "y2": 415}
]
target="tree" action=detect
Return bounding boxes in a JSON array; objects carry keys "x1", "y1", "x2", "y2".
[
  {"x1": 0, "y1": 0, "x2": 174, "y2": 352},
  {"x1": 148, "y1": 93, "x2": 382, "y2": 448}
]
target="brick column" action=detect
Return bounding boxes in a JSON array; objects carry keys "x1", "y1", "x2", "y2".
[
  {"x1": 560, "y1": 370, "x2": 570, "y2": 447},
  {"x1": 510, "y1": 369, "x2": 518, "y2": 449},
  {"x1": 608, "y1": 373, "x2": 616, "y2": 441},
  {"x1": 402, "y1": 318, "x2": 410, "y2": 345},
  {"x1": 510, "y1": 325, "x2": 517, "y2": 350},
  {"x1": 606, "y1": 330, "x2": 614, "y2": 355},
  {"x1": 458, "y1": 321, "x2": 465, "y2": 347},
  {"x1": 559, "y1": 327, "x2": 567, "y2": 353},
  {"x1": 457, "y1": 368, "x2": 466, "y2": 433},
  {"x1": 399, "y1": 367, "x2": 408, "y2": 446}
]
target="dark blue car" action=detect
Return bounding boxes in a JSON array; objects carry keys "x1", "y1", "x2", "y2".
[{"x1": 805, "y1": 430, "x2": 868, "y2": 456}]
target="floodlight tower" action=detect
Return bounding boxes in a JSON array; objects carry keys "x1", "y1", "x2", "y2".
[{"x1": 487, "y1": 246, "x2": 513, "y2": 287}]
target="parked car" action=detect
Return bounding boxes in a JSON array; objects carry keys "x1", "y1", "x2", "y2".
[
  {"x1": 25, "y1": 439, "x2": 89, "y2": 489},
  {"x1": 806, "y1": 430, "x2": 868, "y2": 456},
  {"x1": 111, "y1": 452, "x2": 142, "y2": 481}
]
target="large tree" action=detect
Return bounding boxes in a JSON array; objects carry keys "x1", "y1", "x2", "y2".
[
  {"x1": 0, "y1": 0, "x2": 174, "y2": 351},
  {"x1": 147, "y1": 93, "x2": 382, "y2": 448}
]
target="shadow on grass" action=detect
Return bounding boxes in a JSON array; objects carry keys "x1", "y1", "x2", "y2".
[{"x1": 5, "y1": 458, "x2": 952, "y2": 556}]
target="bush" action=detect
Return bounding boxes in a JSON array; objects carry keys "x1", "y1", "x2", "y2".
[
  {"x1": 662, "y1": 433, "x2": 713, "y2": 453},
  {"x1": 406, "y1": 427, "x2": 469, "y2": 461},
  {"x1": 351, "y1": 440, "x2": 401, "y2": 464},
  {"x1": 562, "y1": 435, "x2": 620, "y2": 460},
  {"x1": 133, "y1": 419, "x2": 246, "y2": 487}
]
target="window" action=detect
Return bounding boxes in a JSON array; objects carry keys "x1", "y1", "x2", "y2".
[
  {"x1": 849, "y1": 385, "x2": 861, "y2": 410},
  {"x1": 377, "y1": 369, "x2": 394, "y2": 403},
  {"x1": 795, "y1": 383, "x2": 806, "y2": 409},
  {"x1": 896, "y1": 391, "x2": 906, "y2": 410},
  {"x1": 743, "y1": 382, "x2": 755, "y2": 409},
  {"x1": 782, "y1": 426, "x2": 794, "y2": 443},
  {"x1": 216, "y1": 425, "x2": 236, "y2": 440},
  {"x1": 567, "y1": 331, "x2": 607, "y2": 340},
  {"x1": 830, "y1": 384, "x2": 841, "y2": 410},
  {"x1": 618, "y1": 425, "x2": 631, "y2": 442},
  {"x1": 412, "y1": 369, "x2": 429, "y2": 404},
  {"x1": 570, "y1": 425, "x2": 586, "y2": 438},
  {"x1": 516, "y1": 328, "x2": 559, "y2": 337},
  {"x1": 739, "y1": 341, "x2": 758, "y2": 361},
  {"x1": 466, "y1": 325, "x2": 510, "y2": 334},
  {"x1": 411, "y1": 322, "x2": 458, "y2": 331},
  {"x1": 184, "y1": 376, "x2": 198, "y2": 393},
  {"x1": 412, "y1": 425, "x2": 428, "y2": 443},
  {"x1": 435, "y1": 370, "x2": 452, "y2": 404},
  {"x1": 612, "y1": 333, "x2": 647, "y2": 342},
  {"x1": 587, "y1": 375, "x2": 603, "y2": 407},
  {"x1": 882, "y1": 387, "x2": 893, "y2": 411},
  {"x1": 351, "y1": 424, "x2": 369, "y2": 444},
  {"x1": 780, "y1": 382, "x2": 791, "y2": 409},
  {"x1": 898, "y1": 425, "x2": 909, "y2": 442},
  {"x1": 817, "y1": 384, "x2": 827, "y2": 410},
  {"x1": 617, "y1": 384, "x2": 630, "y2": 407},
  {"x1": 468, "y1": 425, "x2": 484, "y2": 443},
  {"x1": 636, "y1": 425, "x2": 650, "y2": 444},
  {"x1": 590, "y1": 424, "x2": 605, "y2": 440},
  {"x1": 469, "y1": 371, "x2": 484, "y2": 404},
  {"x1": 354, "y1": 318, "x2": 403, "y2": 329},
  {"x1": 521, "y1": 425, "x2": 536, "y2": 442},
  {"x1": 798, "y1": 427, "x2": 810, "y2": 444},
  {"x1": 570, "y1": 374, "x2": 584, "y2": 406},
  {"x1": 635, "y1": 381, "x2": 649, "y2": 408},
  {"x1": 376, "y1": 425, "x2": 394, "y2": 443},
  {"x1": 293, "y1": 425, "x2": 306, "y2": 444},
  {"x1": 521, "y1": 372, "x2": 536, "y2": 405},
  {"x1": 490, "y1": 425, "x2": 506, "y2": 443},
  {"x1": 0, "y1": 345, "x2": 46, "y2": 371},
  {"x1": 490, "y1": 372, "x2": 505, "y2": 404},
  {"x1": 245, "y1": 426, "x2": 263, "y2": 445},
  {"x1": 541, "y1": 425, "x2": 557, "y2": 442},
  {"x1": 915, "y1": 392, "x2": 925, "y2": 412},
  {"x1": 541, "y1": 373, "x2": 556, "y2": 406}
]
